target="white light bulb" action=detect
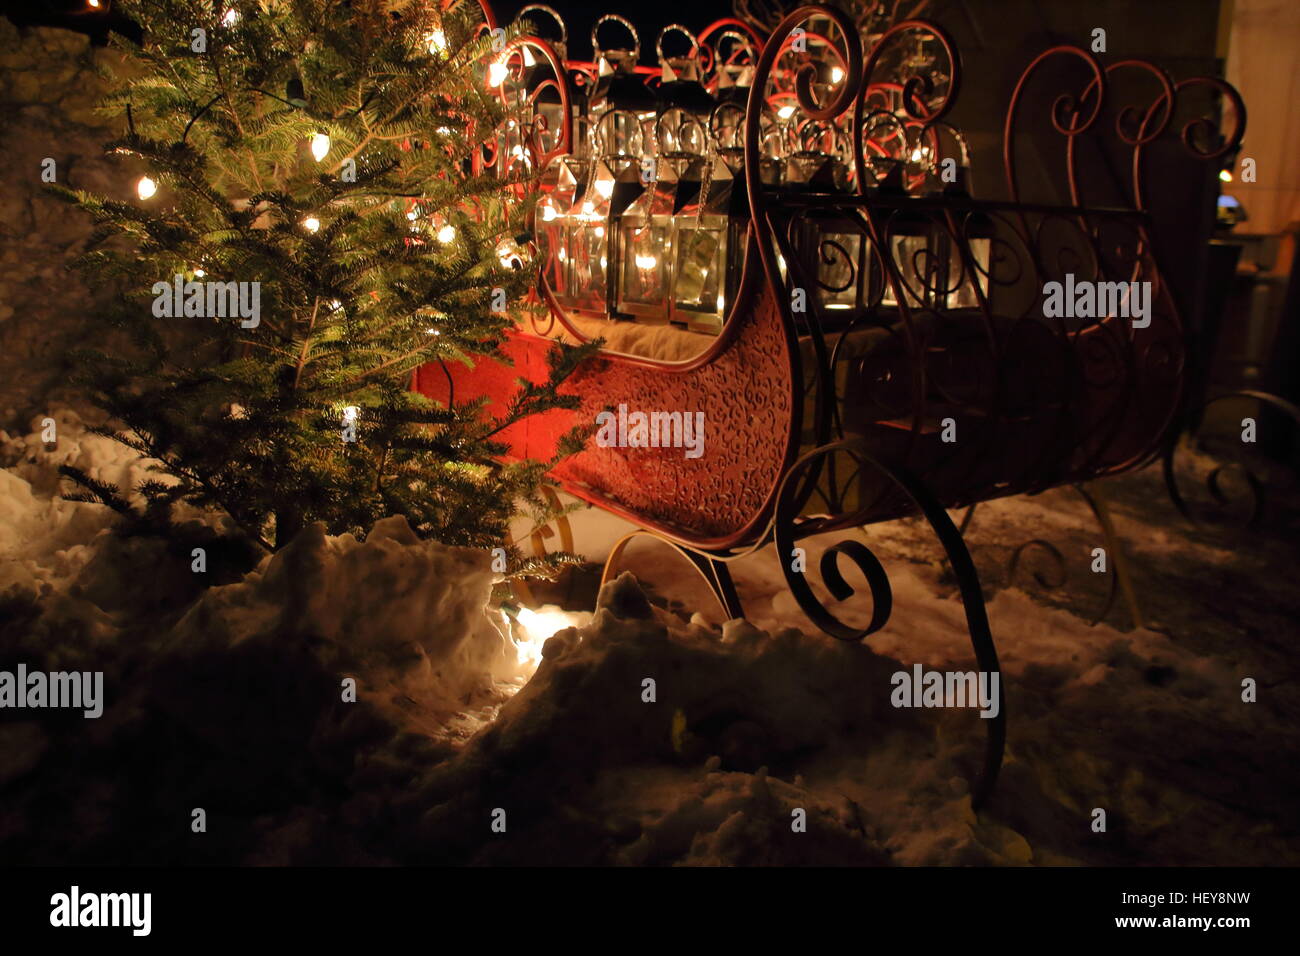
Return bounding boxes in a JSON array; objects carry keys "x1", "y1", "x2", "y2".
[
  {"x1": 777, "y1": 105, "x2": 796, "y2": 120},
  {"x1": 488, "y1": 62, "x2": 508, "y2": 88},
  {"x1": 635, "y1": 254, "x2": 657, "y2": 269},
  {"x1": 436, "y1": 224, "x2": 456, "y2": 243},
  {"x1": 831, "y1": 66, "x2": 844, "y2": 84},
  {"x1": 427, "y1": 29, "x2": 448, "y2": 55},
  {"x1": 541, "y1": 204, "x2": 558, "y2": 222},
  {"x1": 593, "y1": 226, "x2": 604, "y2": 238},
  {"x1": 425, "y1": 327, "x2": 441, "y2": 335},
  {"x1": 406, "y1": 210, "x2": 418, "y2": 221},
  {"x1": 136, "y1": 176, "x2": 158, "y2": 200},
  {"x1": 497, "y1": 243, "x2": 515, "y2": 267},
  {"x1": 594, "y1": 179, "x2": 614, "y2": 200},
  {"x1": 303, "y1": 216, "x2": 321, "y2": 232},
  {"x1": 222, "y1": 8, "x2": 239, "y2": 26},
  {"x1": 310, "y1": 132, "x2": 330, "y2": 162},
  {"x1": 193, "y1": 268, "x2": 205, "y2": 277},
  {"x1": 341, "y1": 405, "x2": 359, "y2": 424}
]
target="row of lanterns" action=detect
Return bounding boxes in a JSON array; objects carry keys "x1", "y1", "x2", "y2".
[{"x1": 491, "y1": 8, "x2": 994, "y2": 334}]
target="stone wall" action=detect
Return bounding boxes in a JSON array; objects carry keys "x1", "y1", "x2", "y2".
[{"x1": 0, "y1": 18, "x2": 134, "y2": 427}]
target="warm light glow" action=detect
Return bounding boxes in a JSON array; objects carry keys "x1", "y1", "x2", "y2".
[
  {"x1": 594, "y1": 179, "x2": 614, "y2": 200},
  {"x1": 436, "y1": 224, "x2": 456, "y2": 243},
  {"x1": 427, "y1": 29, "x2": 448, "y2": 55},
  {"x1": 406, "y1": 210, "x2": 418, "y2": 221},
  {"x1": 831, "y1": 66, "x2": 844, "y2": 83},
  {"x1": 1219, "y1": 168, "x2": 1233, "y2": 183},
  {"x1": 88, "y1": 0, "x2": 102, "y2": 8},
  {"x1": 136, "y1": 176, "x2": 157, "y2": 200},
  {"x1": 910, "y1": 147, "x2": 924, "y2": 163},
  {"x1": 593, "y1": 226, "x2": 604, "y2": 238},
  {"x1": 488, "y1": 61, "x2": 509, "y2": 87},
  {"x1": 497, "y1": 243, "x2": 516, "y2": 267},
  {"x1": 425, "y1": 327, "x2": 441, "y2": 335},
  {"x1": 341, "y1": 405, "x2": 359, "y2": 424},
  {"x1": 541, "y1": 204, "x2": 558, "y2": 222},
  {"x1": 310, "y1": 132, "x2": 330, "y2": 162},
  {"x1": 635, "y1": 254, "x2": 657, "y2": 269},
  {"x1": 512, "y1": 606, "x2": 584, "y2": 669},
  {"x1": 777, "y1": 105, "x2": 796, "y2": 120},
  {"x1": 557, "y1": 248, "x2": 567, "y2": 261},
  {"x1": 581, "y1": 201, "x2": 595, "y2": 215},
  {"x1": 303, "y1": 216, "x2": 321, "y2": 232},
  {"x1": 716, "y1": 293, "x2": 726, "y2": 312},
  {"x1": 193, "y1": 268, "x2": 205, "y2": 278},
  {"x1": 825, "y1": 302, "x2": 852, "y2": 310},
  {"x1": 221, "y1": 8, "x2": 239, "y2": 26}
]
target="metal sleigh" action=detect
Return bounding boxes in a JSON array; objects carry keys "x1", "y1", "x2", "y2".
[{"x1": 416, "y1": 3, "x2": 1246, "y2": 807}]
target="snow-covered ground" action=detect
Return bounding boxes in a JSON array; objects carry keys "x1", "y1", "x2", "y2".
[{"x1": 1, "y1": 410, "x2": 1297, "y2": 865}]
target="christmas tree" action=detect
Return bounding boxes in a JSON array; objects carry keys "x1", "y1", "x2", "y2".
[{"x1": 52, "y1": 0, "x2": 592, "y2": 572}]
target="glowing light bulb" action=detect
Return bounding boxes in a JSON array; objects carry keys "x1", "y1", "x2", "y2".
[
  {"x1": 193, "y1": 268, "x2": 205, "y2": 277},
  {"x1": 425, "y1": 327, "x2": 441, "y2": 335},
  {"x1": 541, "y1": 204, "x2": 558, "y2": 222},
  {"x1": 341, "y1": 405, "x2": 359, "y2": 424},
  {"x1": 436, "y1": 224, "x2": 456, "y2": 243},
  {"x1": 427, "y1": 29, "x2": 448, "y2": 55},
  {"x1": 910, "y1": 147, "x2": 924, "y2": 163},
  {"x1": 136, "y1": 176, "x2": 158, "y2": 200},
  {"x1": 497, "y1": 243, "x2": 516, "y2": 267},
  {"x1": 716, "y1": 293, "x2": 725, "y2": 313},
  {"x1": 406, "y1": 210, "x2": 419, "y2": 221},
  {"x1": 594, "y1": 179, "x2": 614, "y2": 199},
  {"x1": 777, "y1": 105, "x2": 796, "y2": 120},
  {"x1": 581, "y1": 201, "x2": 595, "y2": 216},
  {"x1": 831, "y1": 66, "x2": 844, "y2": 84},
  {"x1": 593, "y1": 226, "x2": 604, "y2": 238},
  {"x1": 310, "y1": 132, "x2": 330, "y2": 162},
  {"x1": 303, "y1": 216, "x2": 321, "y2": 232},
  {"x1": 1219, "y1": 168, "x2": 1233, "y2": 183},
  {"x1": 88, "y1": 0, "x2": 101, "y2": 8},
  {"x1": 221, "y1": 8, "x2": 239, "y2": 26},
  {"x1": 635, "y1": 254, "x2": 657, "y2": 269},
  {"x1": 488, "y1": 61, "x2": 508, "y2": 87}
]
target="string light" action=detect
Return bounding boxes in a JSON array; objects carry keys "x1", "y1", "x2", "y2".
[
  {"x1": 777, "y1": 105, "x2": 796, "y2": 120},
  {"x1": 221, "y1": 8, "x2": 239, "y2": 26},
  {"x1": 831, "y1": 66, "x2": 844, "y2": 83},
  {"x1": 136, "y1": 176, "x2": 158, "y2": 200},
  {"x1": 436, "y1": 224, "x2": 456, "y2": 243},
  {"x1": 487, "y1": 61, "x2": 509, "y2": 87},
  {"x1": 1219, "y1": 169, "x2": 1233, "y2": 183},
  {"x1": 427, "y1": 29, "x2": 448, "y2": 55},
  {"x1": 310, "y1": 132, "x2": 331, "y2": 162},
  {"x1": 303, "y1": 216, "x2": 321, "y2": 232}
]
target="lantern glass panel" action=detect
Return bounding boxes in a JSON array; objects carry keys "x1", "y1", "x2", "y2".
[
  {"x1": 617, "y1": 220, "x2": 670, "y2": 316},
  {"x1": 568, "y1": 221, "x2": 608, "y2": 312}
]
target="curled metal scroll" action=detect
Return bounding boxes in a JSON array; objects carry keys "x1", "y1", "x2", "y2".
[
  {"x1": 1163, "y1": 390, "x2": 1300, "y2": 528},
  {"x1": 771, "y1": 438, "x2": 1004, "y2": 810}
]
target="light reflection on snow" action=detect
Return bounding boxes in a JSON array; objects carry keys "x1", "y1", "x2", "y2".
[{"x1": 511, "y1": 605, "x2": 587, "y2": 672}]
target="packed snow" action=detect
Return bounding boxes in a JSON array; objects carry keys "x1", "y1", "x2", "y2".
[{"x1": 1, "y1": 410, "x2": 1297, "y2": 865}]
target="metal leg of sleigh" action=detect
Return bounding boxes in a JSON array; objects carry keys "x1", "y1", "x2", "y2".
[
  {"x1": 418, "y1": 4, "x2": 1246, "y2": 810},
  {"x1": 600, "y1": 439, "x2": 1007, "y2": 809}
]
